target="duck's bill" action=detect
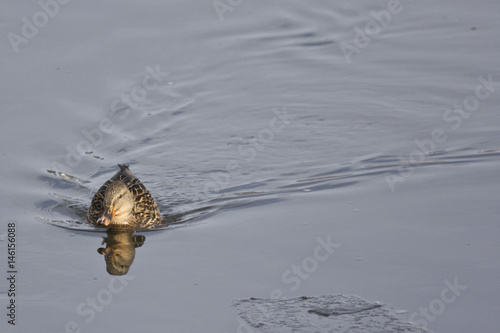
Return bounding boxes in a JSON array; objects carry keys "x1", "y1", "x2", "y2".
[
  {"x1": 97, "y1": 208, "x2": 115, "y2": 226},
  {"x1": 97, "y1": 216, "x2": 111, "y2": 226},
  {"x1": 103, "y1": 247, "x2": 116, "y2": 260}
]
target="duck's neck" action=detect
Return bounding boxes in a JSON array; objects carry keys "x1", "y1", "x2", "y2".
[{"x1": 112, "y1": 211, "x2": 134, "y2": 225}]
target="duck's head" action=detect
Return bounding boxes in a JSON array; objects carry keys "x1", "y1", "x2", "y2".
[{"x1": 97, "y1": 181, "x2": 135, "y2": 227}]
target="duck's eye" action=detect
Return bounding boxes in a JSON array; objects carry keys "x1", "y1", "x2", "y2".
[{"x1": 118, "y1": 194, "x2": 123, "y2": 199}]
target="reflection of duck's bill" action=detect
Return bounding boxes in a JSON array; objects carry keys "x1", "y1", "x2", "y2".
[
  {"x1": 97, "y1": 247, "x2": 116, "y2": 260},
  {"x1": 97, "y1": 207, "x2": 115, "y2": 226}
]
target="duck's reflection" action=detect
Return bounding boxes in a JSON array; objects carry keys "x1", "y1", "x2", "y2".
[{"x1": 97, "y1": 227, "x2": 145, "y2": 275}]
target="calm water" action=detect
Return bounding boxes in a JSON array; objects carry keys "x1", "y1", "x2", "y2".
[{"x1": 2, "y1": 1, "x2": 500, "y2": 332}]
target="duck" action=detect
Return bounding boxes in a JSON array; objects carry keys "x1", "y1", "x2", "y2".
[{"x1": 87, "y1": 164, "x2": 161, "y2": 229}]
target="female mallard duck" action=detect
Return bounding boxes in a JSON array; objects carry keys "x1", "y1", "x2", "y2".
[{"x1": 87, "y1": 164, "x2": 161, "y2": 229}]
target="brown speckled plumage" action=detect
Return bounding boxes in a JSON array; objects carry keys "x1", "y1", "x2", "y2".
[{"x1": 87, "y1": 164, "x2": 161, "y2": 229}]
